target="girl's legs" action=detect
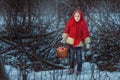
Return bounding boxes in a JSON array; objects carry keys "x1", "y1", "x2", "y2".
[
  {"x1": 69, "y1": 46, "x2": 75, "y2": 73},
  {"x1": 76, "y1": 47, "x2": 82, "y2": 74},
  {"x1": 69, "y1": 46, "x2": 82, "y2": 74}
]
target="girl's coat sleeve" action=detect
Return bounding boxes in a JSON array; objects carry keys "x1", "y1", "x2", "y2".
[
  {"x1": 82, "y1": 22, "x2": 91, "y2": 44},
  {"x1": 62, "y1": 22, "x2": 70, "y2": 40}
]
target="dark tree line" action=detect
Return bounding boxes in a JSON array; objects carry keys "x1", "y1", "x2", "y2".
[
  {"x1": 84, "y1": 0, "x2": 120, "y2": 71},
  {"x1": 0, "y1": 0, "x2": 67, "y2": 79}
]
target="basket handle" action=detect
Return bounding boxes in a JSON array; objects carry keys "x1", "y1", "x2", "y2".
[{"x1": 55, "y1": 41, "x2": 69, "y2": 48}]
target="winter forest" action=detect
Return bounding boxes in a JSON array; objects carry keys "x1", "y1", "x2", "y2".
[{"x1": 0, "y1": 0, "x2": 120, "y2": 80}]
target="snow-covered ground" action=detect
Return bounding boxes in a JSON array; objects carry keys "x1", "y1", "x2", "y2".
[{"x1": 5, "y1": 62, "x2": 120, "y2": 80}]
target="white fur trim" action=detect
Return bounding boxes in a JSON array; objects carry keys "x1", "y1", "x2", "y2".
[
  {"x1": 84, "y1": 37, "x2": 91, "y2": 44},
  {"x1": 76, "y1": 41, "x2": 84, "y2": 47},
  {"x1": 66, "y1": 37, "x2": 84, "y2": 47},
  {"x1": 66, "y1": 37, "x2": 74, "y2": 45},
  {"x1": 62, "y1": 33, "x2": 68, "y2": 40}
]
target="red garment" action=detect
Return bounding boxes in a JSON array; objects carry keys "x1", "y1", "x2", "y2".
[{"x1": 64, "y1": 10, "x2": 90, "y2": 47}]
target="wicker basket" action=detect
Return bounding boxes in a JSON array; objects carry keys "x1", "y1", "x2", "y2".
[
  {"x1": 56, "y1": 41, "x2": 69, "y2": 59},
  {"x1": 56, "y1": 46, "x2": 69, "y2": 58}
]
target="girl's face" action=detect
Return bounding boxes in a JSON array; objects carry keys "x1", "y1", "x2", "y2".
[{"x1": 74, "y1": 12, "x2": 81, "y2": 22}]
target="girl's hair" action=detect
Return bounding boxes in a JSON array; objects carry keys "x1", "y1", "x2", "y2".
[{"x1": 72, "y1": 9, "x2": 82, "y2": 16}]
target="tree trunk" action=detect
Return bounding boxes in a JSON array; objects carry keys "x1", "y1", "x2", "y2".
[
  {"x1": 0, "y1": 58, "x2": 9, "y2": 80},
  {"x1": 22, "y1": 74, "x2": 27, "y2": 80}
]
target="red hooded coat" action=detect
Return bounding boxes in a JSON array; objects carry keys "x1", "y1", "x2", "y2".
[{"x1": 62, "y1": 10, "x2": 90, "y2": 47}]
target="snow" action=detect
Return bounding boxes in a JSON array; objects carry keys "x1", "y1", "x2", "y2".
[{"x1": 5, "y1": 62, "x2": 120, "y2": 80}]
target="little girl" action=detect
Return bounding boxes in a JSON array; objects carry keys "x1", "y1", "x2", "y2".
[{"x1": 62, "y1": 9, "x2": 90, "y2": 75}]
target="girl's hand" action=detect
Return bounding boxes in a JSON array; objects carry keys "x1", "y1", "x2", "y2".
[
  {"x1": 86, "y1": 44, "x2": 90, "y2": 49},
  {"x1": 60, "y1": 39, "x2": 65, "y2": 43}
]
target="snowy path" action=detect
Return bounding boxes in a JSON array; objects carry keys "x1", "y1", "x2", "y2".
[
  {"x1": 5, "y1": 62, "x2": 120, "y2": 80},
  {"x1": 28, "y1": 62, "x2": 120, "y2": 80}
]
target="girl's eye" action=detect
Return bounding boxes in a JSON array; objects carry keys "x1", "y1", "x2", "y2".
[{"x1": 75, "y1": 15, "x2": 80, "y2": 17}]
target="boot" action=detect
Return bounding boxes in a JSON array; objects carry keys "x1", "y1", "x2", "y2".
[
  {"x1": 68, "y1": 68, "x2": 74, "y2": 74},
  {"x1": 76, "y1": 71, "x2": 81, "y2": 75}
]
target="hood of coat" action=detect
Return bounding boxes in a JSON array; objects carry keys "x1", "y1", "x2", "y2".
[
  {"x1": 64, "y1": 9, "x2": 90, "y2": 47},
  {"x1": 67, "y1": 10, "x2": 86, "y2": 25}
]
